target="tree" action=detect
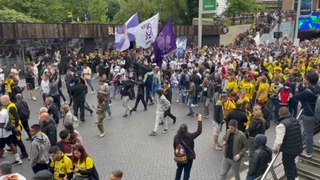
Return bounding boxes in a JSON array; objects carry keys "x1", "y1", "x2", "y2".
[
  {"x1": 88, "y1": 0, "x2": 108, "y2": 22},
  {"x1": 0, "y1": 8, "x2": 42, "y2": 23},
  {"x1": 107, "y1": 0, "x2": 120, "y2": 22},
  {"x1": 224, "y1": 0, "x2": 266, "y2": 16}
]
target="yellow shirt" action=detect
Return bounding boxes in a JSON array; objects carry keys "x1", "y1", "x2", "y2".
[
  {"x1": 244, "y1": 110, "x2": 252, "y2": 128},
  {"x1": 237, "y1": 96, "x2": 250, "y2": 104},
  {"x1": 257, "y1": 82, "x2": 270, "y2": 102},
  {"x1": 5, "y1": 78, "x2": 14, "y2": 93},
  {"x1": 50, "y1": 152, "x2": 73, "y2": 180},
  {"x1": 226, "y1": 80, "x2": 238, "y2": 94},
  {"x1": 241, "y1": 82, "x2": 255, "y2": 100},
  {"x1": 75, "y1": 156, "x2": 94, "y2": 177},
  {"x1": 223, "y1": 99, "x2": 236, "y2": 118}
]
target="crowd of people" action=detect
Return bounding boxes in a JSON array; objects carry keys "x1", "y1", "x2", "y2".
[{"x1": 0, "y1": 33, "x2": 320, "y2": 180}]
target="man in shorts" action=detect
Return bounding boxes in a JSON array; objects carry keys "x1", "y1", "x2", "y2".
[
  {"x1": 213, "y1": 94, "x2": 225, "y2": 151},
  {"x1": 0, "y1": 102, "x2": 22, "y2": 165}
]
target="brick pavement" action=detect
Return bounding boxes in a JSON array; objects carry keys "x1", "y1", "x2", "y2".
[{"x1": 1, "y1": 78, "x2": 278, "y2": 180}]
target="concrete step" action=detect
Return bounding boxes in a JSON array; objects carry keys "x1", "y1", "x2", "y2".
[
  {"x1": 297, "y1": 162, "x2": 320, "y2": 180},
  {"x1": 298, "y1": 171, "x2": 319, "y2": 180},
  {"x1": 299, "y1": 151, "x2": 320, "y2": 167}
]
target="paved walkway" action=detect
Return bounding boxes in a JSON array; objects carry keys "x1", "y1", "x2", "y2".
[{"x1": 2, "y1": 78, "x2": 278, "y2": 180}]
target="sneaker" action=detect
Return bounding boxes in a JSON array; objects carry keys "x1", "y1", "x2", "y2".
[
  {"x1": 109, "y1": 103, "x2": 112, "y2": 106},
  {"x1": 123, "y1": 114, "x2": 128, "y2": 117},
  {"x1": 32, "y1": 97, "x2": 37, "y2": 101},
  {"x1": 243, "y1": 161, "x2": 249, "y2": 166},
  {"x1": 149, "y1": 131, "x2": 157, "y2": 136},
  {"x1": 301, "y1": 152, "x2": 312, "y2": 158},
  {"x1": 129, "y1": 109, "x2": 133, "y2": 115},
  {"x1": 162, "y1": 129, "x2": 168, "y2": 134},
  {"x1": 214, "y1": 145, "x2": 223, "y2": 151},
  {"x1": 99, "y1": 133, "x2": 105, "y2": 138},
  {"x1": 191, "y1": 104, "x2": 196, "y2": 108},
  {"x1": 107, "y1": 116, "x2": 112, "y2": 120},
  {"x1": 144, "y1": 108, "x2": 147, "y2": 111},
  {"x1": 159, "y1": 122, "x2": 164, "y2": 125},
  {"x1": 35, "y1": 86, "x2": 39, "y2": 90},
  {"x1": 91, "y1": 91, "x2": 95, "y2": 94},
  {"x1": 12, "y1": 160, "x2": 23, "y2": 165},
  {"x1": 95, "y1": 120, "x2": 98, "y2": 124},
  {"x1": 176, "y1": 99, "x2": 179, "y2": 103}
]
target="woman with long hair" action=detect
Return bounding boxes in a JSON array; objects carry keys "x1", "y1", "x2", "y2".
[
  {"x1": 72, "y1": 145, "x2": 98, "y2": 180},
  {"x1": 64, "y1": 122, "x2": 82, "y2": 145},
  {"x1": 245, "y1": 105, "x2": 267, "y2": 165},
  {"x1": 173, "y1": 114, "x2": 202, "y2": 180}
]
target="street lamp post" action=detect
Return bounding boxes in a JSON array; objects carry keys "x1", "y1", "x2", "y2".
[
  {"x1": 294, "y1": 0, "x2": 301, "y2": 46},
  {"x1": 198, "y1": 0, "x2": 203, "y2": 48}
]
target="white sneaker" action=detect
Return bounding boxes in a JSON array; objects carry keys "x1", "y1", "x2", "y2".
[
  {"x1": 214, "y1": 145, "x2": 223, "y2": 151},
  {"x1": 32, "y1": 97, "x2": 37, "y2": 101},
  {"x1": 243, "y1": 161, "x2": 249, "y2": 166},
  {"x1": 99, "y1": 133, "x2": 105, "y2": 138},
  {"x1": 176, "y1": 99, "x2": 179, "y2": 103},
  {"x1": 91, "y1": 91, "x2": 95, "y2": 94},
  {"x1": 107, "y1": 116, "x2": 112, "y2": 120},
  {"x1": 95, "y1": 120, "x2": 98, "y2": 124},
  {"x1": 35, "y1": 86, "x2": 39, "y2": 90}
]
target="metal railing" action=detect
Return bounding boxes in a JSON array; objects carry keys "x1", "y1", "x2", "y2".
[{"x1": 259, "y1": 109, "x2": 304, "y2": 180}]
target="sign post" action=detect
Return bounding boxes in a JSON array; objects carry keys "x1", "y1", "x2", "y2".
[{"x1": 198, "y1": 0, "x2": 217, "y2": 48}]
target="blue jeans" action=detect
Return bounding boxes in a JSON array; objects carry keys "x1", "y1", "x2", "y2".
[
  {"x1": 187, "y1": 99, "x2": 194, "y2": 114},
  {"x1": 112, "y1": 86, "x2": 120, "y2": 99},
  {"x1": 246, "y1": 176, "x2": 255, "y2": 180},
  {"x1": 86, "y1": 78, "x2": 94, "y2": 91},
  {"x1": 105, "y1": 100, "x2": 111, "y2": 116},
  {"x1": 175, "y1": 160, "x2": 193, "y2": 180}
]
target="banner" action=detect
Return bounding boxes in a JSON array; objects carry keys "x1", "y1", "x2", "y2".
[
  {"x1": 115, "y1": 13, "x2": 139, "y2": 52},
  {"x1": 300, "y1": 0, "x2": 312, "y2": 16},
  {"x1": 174, "y1": 36, "x2": 187, "y2": 58},
  {"x1": 154, "y1": 21, "x2": 177, "y2": 67},
  {"x1": 134, "y1": 13, "x2": 159, "y2": 49}
]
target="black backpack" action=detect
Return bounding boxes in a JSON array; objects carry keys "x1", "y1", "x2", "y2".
[
  {"x1": 120, "y1": 84, "x2": 129, "y2": 96},
  {"x1": 16, "y1": 101, "x2": 30, "y2": 119}
]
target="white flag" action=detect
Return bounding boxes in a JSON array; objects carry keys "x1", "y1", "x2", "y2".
[{"x1": 134, "y1": 13, "x2": 159, "y2": 49}]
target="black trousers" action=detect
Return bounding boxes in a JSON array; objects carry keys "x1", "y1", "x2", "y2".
[
  {"x1": 165, "y1": 107, "x2": 176, "y2": 120},
  {"x1": 145, "y1": 87, "x2": 153, "y2": 104},
  {"x1": 32, "y1": 163, "x2": 49, "y2": 174},
  {"x1": 58, "y1": 88, "x2": 66, "y2": 102},
  {"x1": 52, "y1": 94, "x2": 61, "y2": 110},
  {"x1": 73, "y1": 101, "x2": 85, "y2": 121},
  {"x1": 282, "y1": 153, "x2": 298, "y2": 180},
  {"x1": 21, "y1": 118, "x2": 31, "y2": 138},
  {"x1": 134, "y1": 93, "x2": 147, "y2": 109},
  {"x1": 11, "y1": 134, "x2": 27, "y2": 155}
]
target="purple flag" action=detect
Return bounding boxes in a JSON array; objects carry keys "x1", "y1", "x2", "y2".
[
  {"x1": 115, "y1": 13, "x2": 139, "y2": 52},
  {"x1": 153, "y1": 21, "x2": 176, "y2": 67}
]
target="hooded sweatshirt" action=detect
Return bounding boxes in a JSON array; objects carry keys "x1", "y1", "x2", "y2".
[{"x1": 30, "y1": 132, "x2": 51, "y2": 167}]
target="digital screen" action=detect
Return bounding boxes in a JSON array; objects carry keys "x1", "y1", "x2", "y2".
[{"x1": 299, "y1": 11, "x2": 320, "y2": 31}]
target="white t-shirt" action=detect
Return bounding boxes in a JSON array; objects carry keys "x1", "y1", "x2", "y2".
[
  {"x1": 0, "y1": 173, "x2": 27, "y2": 180},
  {"x1": 0, "y1": 108, "x2": 12, "y2": 138},
  {"x1": 83, "y1": 67, "x2": 92, "y2": 79}
]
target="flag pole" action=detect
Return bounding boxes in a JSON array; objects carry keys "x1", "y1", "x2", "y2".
[{"x1": 198, "y1": 0, "x2": 203, "y2": 48}]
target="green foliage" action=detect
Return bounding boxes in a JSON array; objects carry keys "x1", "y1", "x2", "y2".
[
  {"x1": 88, "y1": 0, "x2": 108, "y2": 22},
  {"x1": 107, "y1": 0, "x2": 120, "y2": 21},
  {"x1": 0, "y1": 8, "x2": 42, "y2": 23},
  {"x1": 224, "y1": 0, "x2": 266, "y2": 16}
]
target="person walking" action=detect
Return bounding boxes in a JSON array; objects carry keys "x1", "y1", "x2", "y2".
[
  {"x1": 71, "y1": 78, "x2": 88, "y2": 122},
  {"x1": 1, "y1": 95, "x2": 28, "y2": 159},
  {"x1": 272, "y1": 107, "x2": 303, "y2": 180},
  {"x1": 186, "y1": 79, "x2": 196, "y2": 117},
  {"x1": 45, "y1": 97, "x2": 60, "y2": 125},
  {"x1": 94, "y1": 93, "x2": 106, "y2": 138},
  {"x1": 213, "y1": 94, "x2": 224, "y2": 151},
  {"x1": 25, "y1": 64, "x2": 37, "y2": 101},
  {"x1": 0, "y1": 103, "x2": 22, "y2": 165},
  {"x1": 220, "y1": 120, "x2": 248, "y2": 180},
  {"x1": 15, "y1": 93, "x2": 32, "y2": 141},
  {"x1": 163, "y1": 81, "x2": 176, "y2": 124},
  {"x1": 295, "y1": 71, "x2": 320, "y2": 157},
  {"x1": 144, "y1": 68, "x2": 154, "y2": 105},
  {"x1": 131, "y1": 75, "x2": 147, "y2": 112},
  {"x1": 121, "y1": 77, "x2": 134, "y2": 118},
  {"x1": 29, "y1": 124, "x2": 51, "y2": 173},
  {"x1": 97, "y1": 77, "x2": 112, "y2": 120},
  {"x1": 173, "y1": 114, "x2": 202, "y2": 180},
  {"x1": 246, "y1": 134, "x2": 272, "y2": 180},
  {"x1": 149, "y1": 89, "x2": 171, "y2": 136},
  {"x1": 82, "y1": 63, "x2": 95, "y2": 94},
  {"x1": 202, "y1": 77, "x2": 214, "y2": 119},
  {"x1": 39, "y1": 112, "x2": 57, "y2": 146}
]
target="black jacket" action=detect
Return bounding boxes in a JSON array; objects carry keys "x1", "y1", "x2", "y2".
[
  {"x1": 173, "y1": 121, "x2": 202, "y2": 161},
  {"x1": 247, "y1": 118, "x2": 266, "y2": 137},
  {"x1": 296, "y1": 86, "x2": 320, "y2": 116},
  {"x1": 70, "y1": 83, "x2": 88, "y2": 103},
  {"x1": 47, "y1": 104, "x2": 60, "y2": 124},
  {"x1": 41, "y1": 120, "x2": 57, "y2": 146},
  {"x1": 226, "y1": 110, "x2": 248, "y2": 132},
  {"x1": 247, "y1": 145, "x2": 272, "y2": 178}
]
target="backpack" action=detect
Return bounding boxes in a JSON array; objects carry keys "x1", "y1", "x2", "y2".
[
  {"x1": 306, "y1": 88, "x2": 320, "y2": 121},
  {"x1": 16, "y1": 101, "x2": 30, "y2": 119},
  {"x1": 174, "y1": 144, "x2": 187, "y2": 164},
  {"x1": 279, "y1": 88, "x2": 291, "y2": 105},
  {"x1": 120, "y1": 84, "x2": 129, "y2": 96}
]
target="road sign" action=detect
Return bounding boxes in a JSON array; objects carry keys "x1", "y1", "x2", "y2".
[{"x1": 203, "y1": 0, "x2": 217, "y2": 13}]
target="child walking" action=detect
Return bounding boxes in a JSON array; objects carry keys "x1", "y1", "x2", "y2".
[{"x1": 94, "y1": 93, "x2": 106, "y2": 138}]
